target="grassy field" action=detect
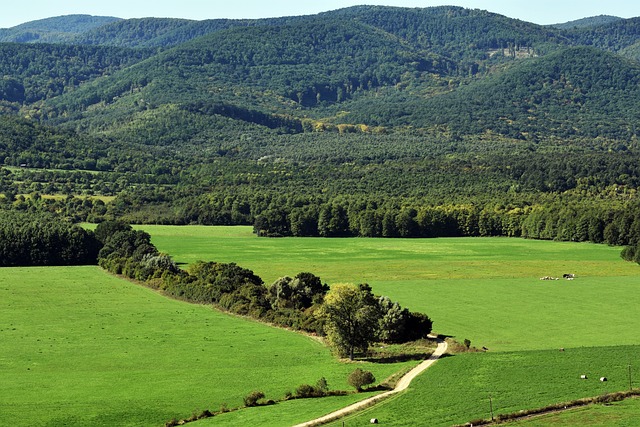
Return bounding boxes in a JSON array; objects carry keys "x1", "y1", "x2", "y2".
[
  {"x1": 133, "y1": 225, "x2": 640, "y2": 426},
  {"x1": 327, "y1": 346, "x2": 640, "y2": 426},
  {"x1": 7, "y1": 225, "x2": 640, "y2": 426},
  {"x1": 1, "y1": 266, "x2": 413, "y2": 426},
  {"x1": 140, "y1": 225, "x2": 640, "y2": 352}
]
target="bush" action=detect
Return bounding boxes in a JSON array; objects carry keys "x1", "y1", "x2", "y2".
[
  {"x1": 347, "y1": 368, "x2": 376, "y2": 392},
  {"x1": 295, "y1": 384, "x2": 315, "y2": 398},
  {"x1": 621, "y1": 245, "x2": 636, "y2": 261},
  {"x1": 295, "y1": 377, "x2": 329, "y2": 398},
  {"x1": 243, "y1": 390, "x2": 265, "y2": 407}
]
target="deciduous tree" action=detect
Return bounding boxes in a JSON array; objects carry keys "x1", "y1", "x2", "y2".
[{"x1": 317, "y1": 283, "x2": 380, "y2": 360}]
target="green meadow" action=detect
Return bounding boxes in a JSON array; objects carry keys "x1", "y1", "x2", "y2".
[
  {"x1": 5, "y1": 225, "x2": 640, "y2": 426},
  {"x1": 136, "y1": 225, "x2": 640, "y2": 426},
  {"x1": 1, "y1": 266, "x2": 412, "y2": 426},
  {"x1": 328, "y1": 346, "x2": 640, "y2": 426},
  {"x1": 141, "y1": 225, "x2": 640, "y2": 352}
]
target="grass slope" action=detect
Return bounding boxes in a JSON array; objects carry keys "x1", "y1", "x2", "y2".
[
  {"x1": 511, "y1": 396, "x2": 640, "y2": 426},
  {"x1": 1, "y1": 266, "x2": 411, "y2": 426}
]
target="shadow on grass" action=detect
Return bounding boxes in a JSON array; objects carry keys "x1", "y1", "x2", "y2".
[{"x1": 357, "y1": 352, "x2": 436, "y2": 364}]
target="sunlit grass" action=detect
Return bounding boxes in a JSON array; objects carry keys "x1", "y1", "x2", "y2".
[
  {"x1": 140, "y1": 225, "x2": 640, "y2": 351},
  {"x1": 1, "y1": 266, "x2": 412, "y2": 426}
]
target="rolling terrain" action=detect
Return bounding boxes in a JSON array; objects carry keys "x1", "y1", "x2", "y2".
[
  {"x1": 3, "y1": 7, "x2": 640, "y2": 426},
  {"x1": 1, "y1": 6, "x2": 640, "y2": 227}
]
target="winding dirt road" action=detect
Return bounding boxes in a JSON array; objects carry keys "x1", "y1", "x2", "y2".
[{"x1": 292, "y1": 336, "x2": 448, "y2": 427}]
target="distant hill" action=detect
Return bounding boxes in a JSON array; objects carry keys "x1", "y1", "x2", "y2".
[
  {"x1": 72, "y1": 18, "x2": 194, "y2": 48},
  {"x1": 42, "y1": 17, "x2": 453, "y2": 116},
  {"x1": 0, "y1": 43, "x2": 152, "y2": 105},
  {"x1": 565, "y1": 17, "x2": 640, "y2": 54},
  {"x1": 0, "y1": 15, "x2": 121, "y2": 43},
  {"x1": 323, "y1": 5, "x2": 568, "y2": 54},
  {"x1": 341, "y1": 46, "x2": 640, "y2": 140},
  {"x1": 552, "y1": 15, "x2": 623, "y2": 29},
  {"x1": 0, "y1": 6, "x2": 639, "y2": 144},
  {"x1": 70, "y1": 16, "x2": 311, "y2": 48},
  {"x1": 3, "y1": 6, "x2": 640, "y2": 232}
]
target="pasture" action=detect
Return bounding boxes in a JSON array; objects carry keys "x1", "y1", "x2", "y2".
[
  {"x1": 141, "y1": 225, "x2": 640, "y2": 351},
  {"x1": 5, "y1": 225, "x2": 640, "y2": 426},
  {"x1": 511, "y1": 396, "x2": 640, "y2": 426},
  {"x1": 135, "y1": 225, "x2": 640, "y2": 426},
  {"x1": 328, "y1": 345, "x2": 640, "y2": 426},
  {"x1": 0, "y1": 266, "x2": 412, "y2": 426}
]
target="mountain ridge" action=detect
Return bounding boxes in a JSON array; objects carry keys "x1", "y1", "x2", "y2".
[
  {"x1": 0, "y1": 15, "x2": 121, "y2": 43},
  {"x1": 1, "y1": 6, "x2": 640, "y2": 144}
]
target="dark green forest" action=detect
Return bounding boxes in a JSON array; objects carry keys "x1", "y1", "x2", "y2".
[{"x1": 2, "y1": 6, "x2": 640, "y2": 264}]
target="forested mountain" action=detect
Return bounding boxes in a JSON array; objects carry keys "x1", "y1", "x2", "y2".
[
  {"x1": 0, "y1": 15, "x2": 120, "y2": 43},
  {"x1": 1, "y1": 6, "x2": 640, "y2": 250},
  {"x1": 73, "y1": 18, "x2": 196, "y2": 48},
  {"x1": 324, "y1": 6, "x2": 568, "y2": 59},
  {"x1": 0, "y1": 43, "x2": 152, "y2": 108},
  {"x1": 565, "y1": 17, "x2": 640, "y2": 55},
  {"x1": 70, "y1": 17, "x2": 451, "y2": 104},
  {"x1": 552, "y1": 15, "x2": 623, "y2": 30},
  {"x1": 343, "y1": 46, "x2": 640, "y2": 140},
  {"x1": 71, "y1": 17, "x2": 304, "y2": 48},
  {"x1": 0, "y1": 6, "x2": 639, "y2": 141}
]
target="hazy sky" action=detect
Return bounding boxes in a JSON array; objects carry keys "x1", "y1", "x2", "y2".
[{"x1": 3, "y1": 0, "x2": 640, "y2": 29}]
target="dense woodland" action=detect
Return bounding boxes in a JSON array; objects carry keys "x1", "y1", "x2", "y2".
[{"x1": 1, "y1": 6, "x2": 640, "y2": 264}]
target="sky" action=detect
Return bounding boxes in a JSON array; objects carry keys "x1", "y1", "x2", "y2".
[{"x1": 2, "y1": 0, "x2": 640, "y2": 29}]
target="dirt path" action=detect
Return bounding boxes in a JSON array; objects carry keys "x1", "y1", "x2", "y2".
[{"x1": 292, "y1": 336, "x2": 448, "y2": 427}]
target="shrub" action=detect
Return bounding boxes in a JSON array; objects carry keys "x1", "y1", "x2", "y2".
[
  {"x1": 295, "y1": 377, "x2": 329, "y2": 398},
  {"x1": 199, "y1": 409, "x2": 213, "y2": 419},
  {"x1": 347, "y1": 368, "x2": 376, "y2": 392},
  {"x1": 295, "y1": 384, "x2": 315, "y2": 398},
  {"x1": 243, "y1": 390, "x2": 265, "y2": 407},
  {"x1": 621, "y1": 245, "x2": 636, "y2": 261}
]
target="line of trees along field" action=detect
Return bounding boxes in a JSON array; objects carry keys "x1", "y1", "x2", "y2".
[
  {"x1": 0, "y1": 214, "x2": 432, "y2": 358},
  {"x1": 0, "y1": 210, "x2": 98, "y2": 266},
  {"x1": 93, "y1": 221, "x2": 433, "y2": 358},
  {"x1": 2, "y1": 7, "x2": 640, "y2": 270}
]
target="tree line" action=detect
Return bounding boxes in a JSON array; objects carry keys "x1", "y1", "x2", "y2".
[
  {"x1": 0, "y1": 210, "x2": 98, "y2": 266},
  {"x1": 0, "y1": 213, "x2": 434, "y2": 357},
  {"x1": 94, "y1": 221, "x2": 433, "y2": 357}
]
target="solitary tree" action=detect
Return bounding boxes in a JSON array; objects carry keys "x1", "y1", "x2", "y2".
[{"x1": 317, "y1": 283, "x2": 380, "y2": 360}]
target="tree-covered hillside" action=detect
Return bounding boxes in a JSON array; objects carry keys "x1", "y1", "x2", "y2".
[
  {"x1": 552, "y1": 15, "x2": 623, "y2": 30},
  {"x1": 0, "y1": 43, "x2": 152, "y2": 109},
  {"x1": 0, "y1": 5, "x2": 640, "y2": 254},
  {"x1": 73, "y1": 18, "x2": 194, "y2": 48},
  {"x1": 343, "y1": 46, "x2": 640, "y2": 139},
  {"x1": 21, "y1": 6, "x2": 636, "y2": 143},
  {"x1": 325, "y1": 6, "x2": 568, "y2": 59},
  {"x1": 39, "y1": 16, "x2": 455, "y2": 129},
  {"x1": 0, "y1": 15, "x2": 120, "y2": 43},
  {"x1": 566, "y1": 17, "x2": 640, "y2": 54}
]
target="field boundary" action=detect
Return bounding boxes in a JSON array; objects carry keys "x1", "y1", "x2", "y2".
[{"x1": 453, "y1": 389, "x2": 640, "y2": 426}]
